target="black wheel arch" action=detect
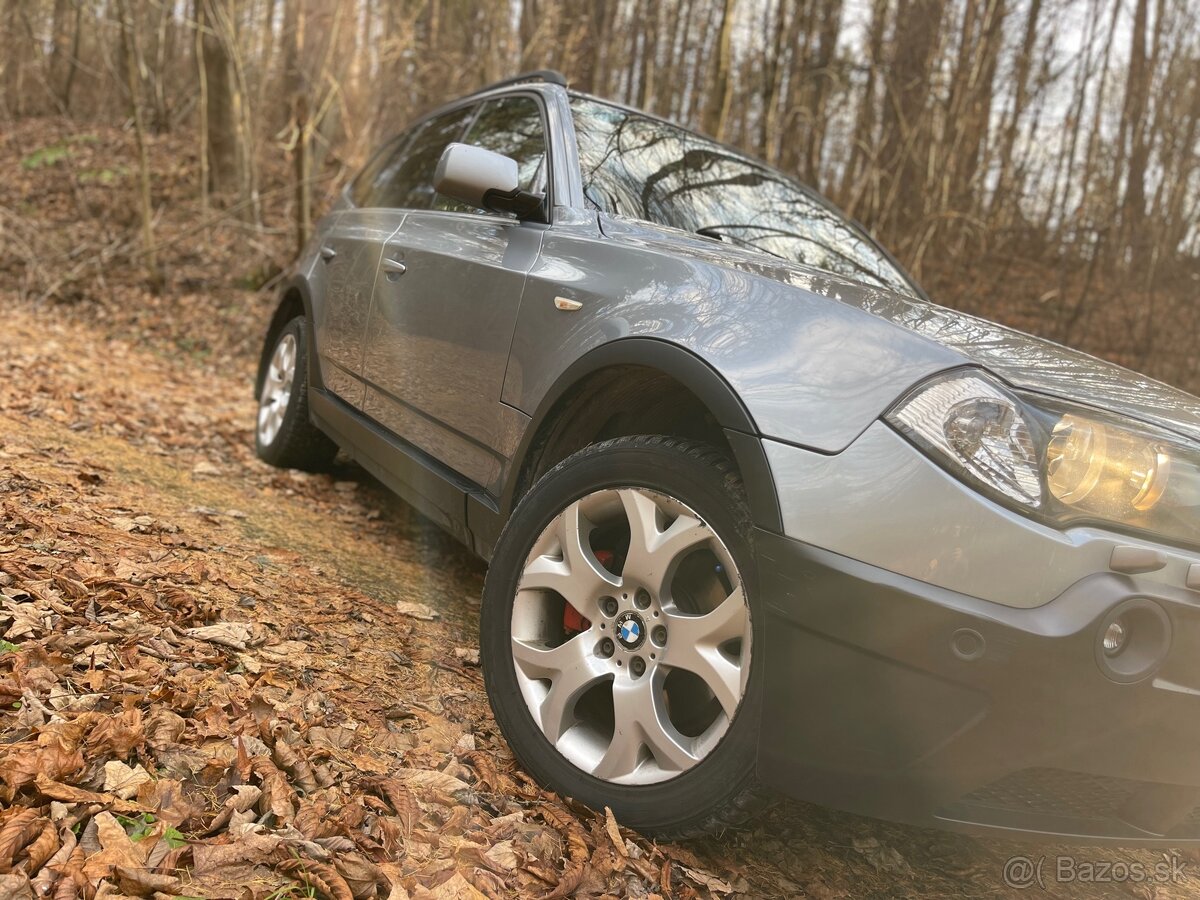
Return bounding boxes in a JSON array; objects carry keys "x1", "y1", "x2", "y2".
[
  {"x1": 256, "y1": 276, "x2": 323, "y2": 400},
  {"x1": 469, "y1": 338, "x2": 782, "y2": 558}
]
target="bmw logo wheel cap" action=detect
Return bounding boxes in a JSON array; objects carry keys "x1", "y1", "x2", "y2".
[{"x1": 614, "y1": 611, "x2": 646, "y2": 650}]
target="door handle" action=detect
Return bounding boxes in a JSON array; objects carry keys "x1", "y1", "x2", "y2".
[
  {"x1": 319, "y1": 245, "x2": 337, "y2": 261},
  {"x1": 381, "y1": 258, "x2": 407, "y2": 279}
]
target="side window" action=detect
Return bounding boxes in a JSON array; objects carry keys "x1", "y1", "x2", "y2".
[
  {"x1": 373, "y1": 104, "x2": 477, "y2": 209},
  {"x1": 349, "y1": 134, "x2": 409, "y2": 207},
  {"x1": 434, "y1": 95, "x2": 548, "y2": 214}
]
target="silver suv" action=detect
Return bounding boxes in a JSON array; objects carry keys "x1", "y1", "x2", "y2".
[{"x1": 255, "y1": 71, "x2": 1200, "y2": 842}]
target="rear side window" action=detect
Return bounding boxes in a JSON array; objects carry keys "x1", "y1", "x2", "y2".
[
  {"x1": 369, "y1": 104, "x2": 477, "y2": 209},
  {"x1": 433, "y1": 95, "x2": 549, "y2": 214},
  {"x1": 349, "y1": 134, "x2": 408, "y2": 207}
]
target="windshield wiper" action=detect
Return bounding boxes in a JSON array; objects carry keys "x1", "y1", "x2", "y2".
[{"x1": 694, "y1": 225, "x2": 787, "y2": 261}]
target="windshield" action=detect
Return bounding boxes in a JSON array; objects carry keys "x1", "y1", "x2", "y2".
[{"x1": 570, "y1": 97, "x2": 919, "y2": 297}]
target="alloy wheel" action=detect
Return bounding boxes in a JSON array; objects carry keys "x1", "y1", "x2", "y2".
[
  {"x1": 257, "y1": 333, "x2": 296, "y2": 447},
  {"x1": 510, "y1": 487, "x2": 751, "y2": 785}
]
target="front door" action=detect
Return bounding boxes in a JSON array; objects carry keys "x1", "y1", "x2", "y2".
[
  {"x1": 362, "y1": 214, "x2": 542, "y2": 491},
  {"x1": 360, "y1": 94, "x2": 550, "y2": 493}
]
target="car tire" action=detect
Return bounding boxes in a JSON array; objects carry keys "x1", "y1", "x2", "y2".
[
  {"x1": 254, "y1": 317, "x2": 338, "y2": 471},
  {"x1": 481, "y1": 435, "x2": 768, "y2": 838}
]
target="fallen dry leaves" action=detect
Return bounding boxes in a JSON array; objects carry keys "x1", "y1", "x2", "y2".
[
  {"x1": 0, "y1": 303, "x2": 749, "y2": 900},
  {"x1": 0, "y1": 527, "x2": 743, "y2": 899},
  {"x1": 6, "y1": 116, "x2": 1200, "y2": 900}
]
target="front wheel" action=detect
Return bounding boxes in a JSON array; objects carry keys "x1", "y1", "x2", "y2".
[{"x1": 481, "y1": 436, "x2": 767, "y2": 838}]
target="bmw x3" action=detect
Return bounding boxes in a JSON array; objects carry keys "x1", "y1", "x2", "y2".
[{"x1": 255, "y1": 71, "x2": 1200, "y2": 842}]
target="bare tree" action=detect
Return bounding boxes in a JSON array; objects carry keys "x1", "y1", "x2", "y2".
[
  {"x1": 2, "y1": 0, "x2": 1198, "y2": 392},
  {"x1": 115, "y1": 0, "x2": 162, "y2": 289},
  {"x1": 198, "y1": 0, "x2": 243, "y2": 197}
]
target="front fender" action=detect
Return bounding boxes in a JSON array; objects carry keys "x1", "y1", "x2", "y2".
[
  {"x1": 497, "y1": 337, "x2": 781, "y2": 530},
  {"x1": 503, "y1": 216, "x2": 970, "y2": 454}
]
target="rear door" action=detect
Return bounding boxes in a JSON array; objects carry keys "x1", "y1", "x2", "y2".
[
  {"x1": 360, "y1": 94, "x2": 549, "y2": 493},
  {"x1": 313, "y1": 135, "x2": 412, "y2": 408}
]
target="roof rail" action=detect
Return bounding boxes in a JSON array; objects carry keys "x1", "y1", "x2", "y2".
[{"x1": 466, "y1": 70, "x2": 568, "y2": 97}]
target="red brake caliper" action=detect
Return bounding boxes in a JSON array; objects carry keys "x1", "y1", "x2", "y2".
[{"x1": 563, "y1": 550, "x2": 612, "y2": 634}]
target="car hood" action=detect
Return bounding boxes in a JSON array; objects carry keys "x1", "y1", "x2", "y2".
[
  {"x1": 780, "y1": 264, "x2": 1200, "y2": 444},
  {"x1": 599, "y1": 216, "x2": 1200, "y2": 448}
]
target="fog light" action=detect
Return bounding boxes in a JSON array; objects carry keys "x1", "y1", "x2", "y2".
[
  {"x1": 1103, "y1": 619, "x2": 1129, "y2": 655},
  {"x1": 1094, "y1": 599, "x2": 1171, "y2": 684}
]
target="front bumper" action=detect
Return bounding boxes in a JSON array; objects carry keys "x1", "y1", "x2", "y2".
[{"x1": 755, "y1": 529, "x2": 1200, "y2": 844}]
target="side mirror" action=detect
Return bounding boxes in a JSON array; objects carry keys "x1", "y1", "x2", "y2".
[{"x1": 434, "y1": 143, "x2": 546, "y2": 222}]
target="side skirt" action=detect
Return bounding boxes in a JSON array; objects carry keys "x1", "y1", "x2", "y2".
[{"x1": 308, "y1": 387, "x2": 496, "y2": 551}]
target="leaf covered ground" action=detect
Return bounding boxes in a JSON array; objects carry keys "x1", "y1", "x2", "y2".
[{"x1": 4, "y1": 118, "x2": 1200, "y2": 900}]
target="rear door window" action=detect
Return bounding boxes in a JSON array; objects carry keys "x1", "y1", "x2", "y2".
[{"x1": 349, "y1": 134, "x2": 408, "y2": 207}]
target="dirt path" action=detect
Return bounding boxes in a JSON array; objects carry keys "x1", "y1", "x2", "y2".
[{"x1": 2, "y1": 302, "x2": 1198, "y2": 899}]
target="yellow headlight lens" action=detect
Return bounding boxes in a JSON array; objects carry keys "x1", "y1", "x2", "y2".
[
  {"x1": 888, "y1": 369, "x2": 1200, "y2": 548},
  {"x1": 1046, "y1": 414, "x2": 1172, "y2": 516}
]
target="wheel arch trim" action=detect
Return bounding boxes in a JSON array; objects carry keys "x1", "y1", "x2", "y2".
[
  {"x1": 257, "y1": 276, "x2": 323, "y2": 399},
  {"x1": 471, "y1": 338, "x2": 782, "y2": 557}
]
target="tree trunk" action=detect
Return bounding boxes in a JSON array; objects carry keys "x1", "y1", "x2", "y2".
[
  {"x1": 517, "y1": 0, "x2": 537, "y2": 69},
  {"x1": 758, "y1": 0, "x2": 789, "y2": 163},
  {"x1": 49, "y1": 0, "x2": 72, "y2": 111},
  {"x1": 199, "y1": 0, "x2": 242, "y2": 197},
  {"x1": 990, "y1": 0, "x2": 1041, "y2": 223},
  {"x1": 1117, "y1": 0, "x2": 1153, "y2": 268},
  {"x1": 839, "y1": 0, "x2": 889, "y2": 213},
  {"x1": 948, "y1": 0, "x2": 1006, "y2": 214},
  {"x1": 874, "y1": 0, "x2": 947, "y2": 249},
  {"x1": 702, "y1": 0, "x2": 737, "y2": 139},
  {"x1": 116, "y1": 0, "x2": 162, "y2": 289},
  {"x1": 284, "y1": 0, "x2": 309, "y2": 254},
  {"x1": 2, "y1": 0, "x2": 28, "y2": 117},
  {"x1": 802, "y1": 0, "x2": 846, "y2": 183}
]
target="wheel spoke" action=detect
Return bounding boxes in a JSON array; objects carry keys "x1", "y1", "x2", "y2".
[
  {"x1": 618, "y1": 488, "x2": 662, "y2": 572},
  {"x1": 618, "y1": 489, "x2": 711, "y2": 595},
  {"x1": 512, "y1": 633, "x2": 608, "y2": 744},
  {"x1": 661, "y1": 586, "x2": 748, "y2": 717},
  {"x1": 519, "y1": 499, "x2": 618, "y2": 613},
  {"x1": 593, "y1": 673, "x2": 697, "y2": 780}
]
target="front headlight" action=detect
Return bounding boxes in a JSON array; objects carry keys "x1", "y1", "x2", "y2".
[{"x1": 887, "y1": 369, "x2": 1200, "y2": 548}]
